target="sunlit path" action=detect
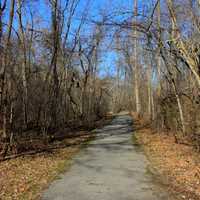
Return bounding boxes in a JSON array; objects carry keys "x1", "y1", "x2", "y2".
[
  {"x1": 42, "y1": 114, "x2": 176, "y2": 200},
  {"x1": 0, "y1": 0, "x2": 199, "y2": 198}
]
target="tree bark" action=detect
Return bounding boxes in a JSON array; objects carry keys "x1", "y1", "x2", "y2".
[
  {"x1": 0, "y1": 0, "x2": 15, "y2": 157},
  {"x1": 167, "y1": 0, "x2": 200, "y2": 88},
  {"x1": 161, "y1": 51, "x2": 186, "y2": 134},
  {"x1": 133, "y1": 0, "x2": 141, "y2": 114},
  {"x1": 17, "y1": 0, "x2": 28, "y2": 127}
]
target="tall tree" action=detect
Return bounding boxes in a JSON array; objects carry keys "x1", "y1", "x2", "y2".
[
  {"x1": 133, "y1": 0, "x2": 141, "y2": 114},
  {"x1": 17, "y1": 0, "x2": 28, "y2": 127},
  {"x1": 167, "y1": 0, "x2": 200, "y2": 88}
]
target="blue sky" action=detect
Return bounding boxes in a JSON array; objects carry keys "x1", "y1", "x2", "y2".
[{"x1": 4, "y1": 0, "x2": 148, "y2": 78}]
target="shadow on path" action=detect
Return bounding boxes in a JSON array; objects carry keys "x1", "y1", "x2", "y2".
[{"x1": 42, "y1": 114, "x2": 177, "y2": 200}]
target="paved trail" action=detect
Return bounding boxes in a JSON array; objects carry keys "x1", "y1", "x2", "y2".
[{"x1": 42, "y1": 114, "x2": 176, "y2": 200}]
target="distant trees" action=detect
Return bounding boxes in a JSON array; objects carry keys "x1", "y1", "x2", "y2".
[
  {"x1": 0, "y1": 0, "x2": 200, "y2": 158},
  {"x1": 152, "y1": 0, "x2": 200, "y2": 144},
  {"x1": 0, "y1": 0, "x2": 111, "y2": 158},
  {"x1": 111, "y1": 0, "x2": 200, "y2": 147}
]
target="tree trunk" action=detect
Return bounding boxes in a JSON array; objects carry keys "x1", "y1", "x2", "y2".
[
  {"x1": 17, "y1": 0, "x2": 28, "y2": 127},
  {"x1": 172, "y1": 80, "x2": 186, "y2": 134},
  {"x1": 157, "y1": 0, "x2": 162, "y2": 97},
  {"x1": 147, "y1": 64, "x2": 152, "y2": 118},
  {"x1": 167, "y1": 0, "x2": 200, "y2": 88},
  {"x1": 0, "y1": 0, "x2": 15, "y2": 157},
  {"x1": 133, "y1": 0, "x2": 141, "y2": 114},
  {"x1": 51, "y1": 0, "x2": 60, "y2": 127},
  {"x1": 161, "y1": 51, "x2": 186, "y2": 134}
]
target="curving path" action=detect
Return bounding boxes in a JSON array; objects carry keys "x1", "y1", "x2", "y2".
[{"x1": 42, "y1": 113, "x2": 176, "y2": 200}]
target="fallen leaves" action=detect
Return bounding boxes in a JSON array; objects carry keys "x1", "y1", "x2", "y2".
[
  {"x1": 0, "y1": 133, "x2": 93, "y2": 200},
  {"x1": 135, "y1": 128, "x2": 200, "y2": 200}
]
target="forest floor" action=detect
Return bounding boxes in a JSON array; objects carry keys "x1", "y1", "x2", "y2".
[
  {"x1": 133, "y1": 118, "x2": 200, "y2": 200},
  {"x1": 0, "y1": 133, "x2": 94, "y2": 200}
]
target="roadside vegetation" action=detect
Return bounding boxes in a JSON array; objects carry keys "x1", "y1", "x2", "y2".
[
  {"x1": 0, "y1": 147, "x2": 77, "y2": 200},
  {"x1": 132, "y1": 114, "x2": 200, "y2": 200},
  {"x1": 0, "y1": 133, "x2": 94, "y2": 200},
  {"x1": 0, "y1": 0, "x2": 111, "y2": 161},
  {"x1": 0, "y1": 0, "x2": 200, "y2": 199},
  {"x1": 1, "y1": 0, "x2": 200, "y2": 161}
]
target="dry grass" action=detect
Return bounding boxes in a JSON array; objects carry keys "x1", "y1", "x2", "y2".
[
  {"x1": 135, "y1": 127, "x2": 200, "y2": 200},
  {"x1": 0, "y1": 134, "x2": 93, "y2": 200}
]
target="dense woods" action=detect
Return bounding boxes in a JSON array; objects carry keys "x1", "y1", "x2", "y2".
[
  {"x1": 0, "y1": 0, "x2": 200, "y2": 159},
  {"x1": 0, "y1": 0, "x2": 111, "y2": 158},
  {"x1": 111, "y1": 0, "x2": 200, "y2": 149}
]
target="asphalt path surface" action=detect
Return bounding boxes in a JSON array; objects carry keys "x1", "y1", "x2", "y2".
[{"x1": 42, "y1": 114, "x2": 176, "y2": 200}]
